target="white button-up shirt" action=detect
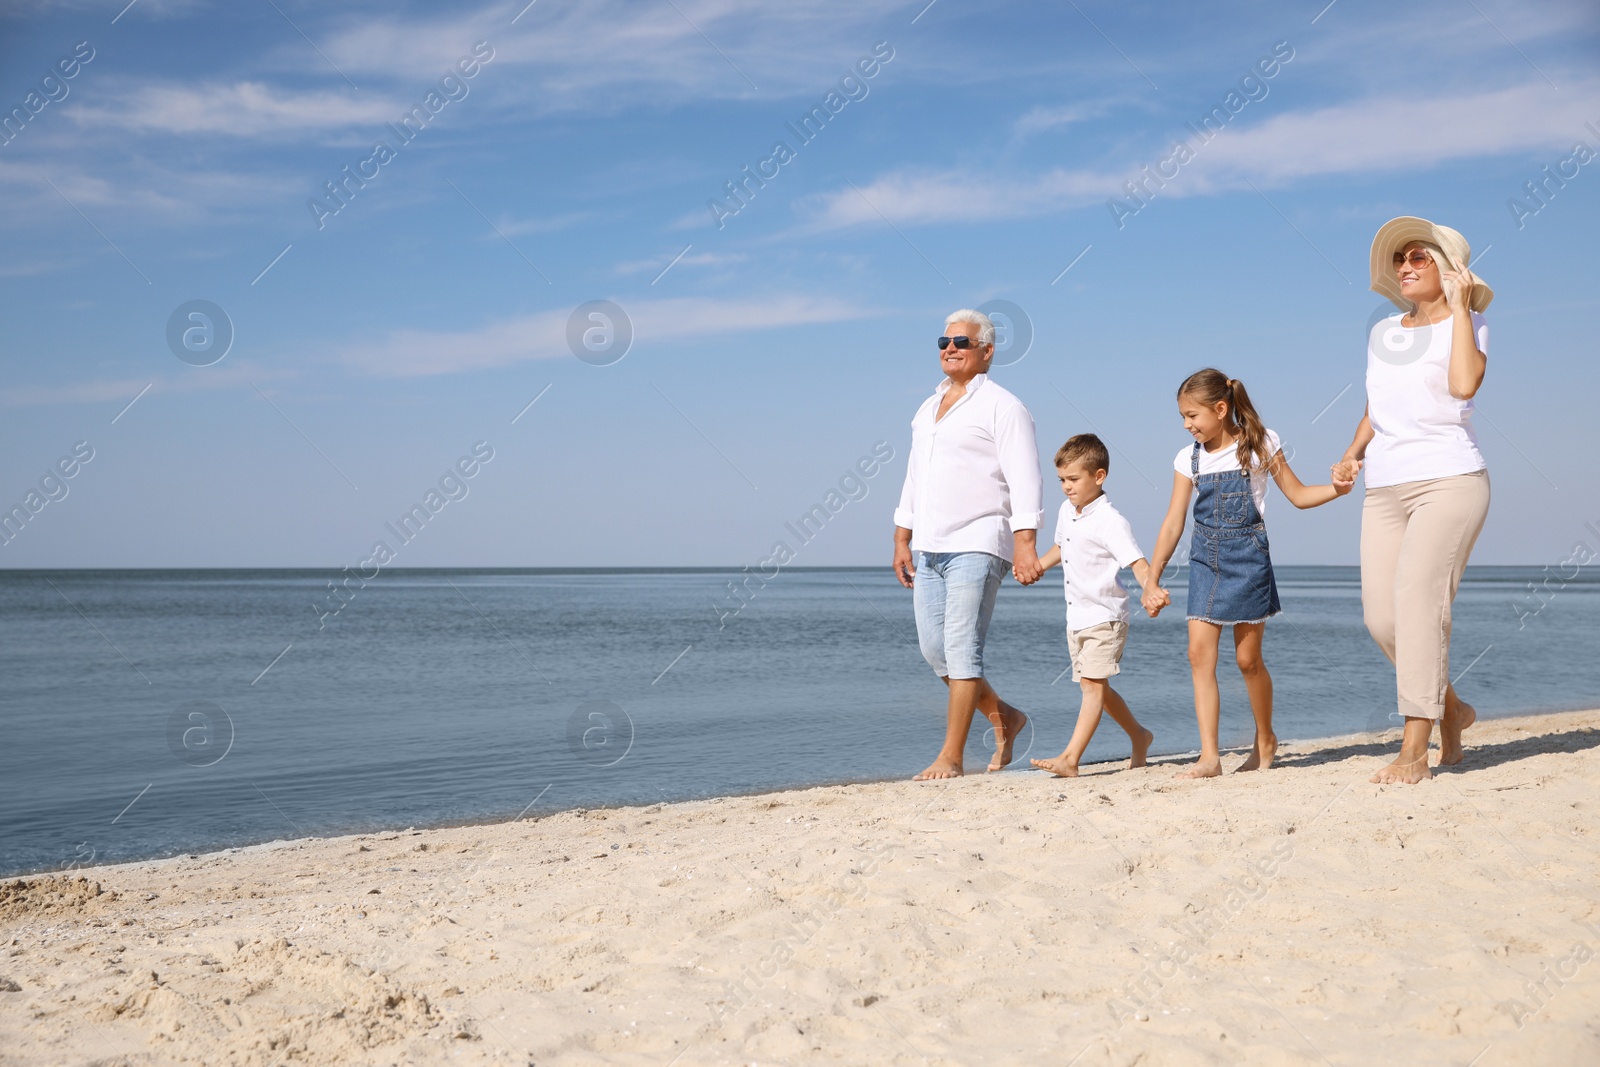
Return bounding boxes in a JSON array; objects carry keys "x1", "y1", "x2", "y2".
[
  {"x1": 894, "y1": 374, "x2": 1043, "y2": 562},
  {"x1": 1055, "y1": 495, "x2": 1146, "y2": 630}
]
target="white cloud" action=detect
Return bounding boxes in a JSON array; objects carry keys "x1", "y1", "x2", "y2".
[
  {"x1": 487, "y1": 211, "x2": 593, "y2": 238},
  {"x1": 317, "y1": 0, "x2": 909, "y2": 108},
  {"x1": 797, "y1": 168, "x2": 1118, "y2": 230},
  {"x1": 336, "y1": 294, "x2": 874, "y2": 377},
  {"x1": 614, "y1": 250, "x2": 748, "y2": 275},
  {"x1": 68, "y1": 81, "x2": 401, "y2": 136},
  {"x1": 1180, "y1": 79, "x2": 1600, "y2": 189},
  {"x1": 797, "y1": 78, "x2": 1600, "y2": 230},
  {"x1": 1011, "y1": 100, "x2": 1125, "y2": 139},
  {"x1": 0, "y1": 362, "x2": 295, "y2": 409}
]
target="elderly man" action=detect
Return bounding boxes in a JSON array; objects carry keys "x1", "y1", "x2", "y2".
[{"x1": 893, "y1": 309, "x2": 1044, "y2": 780}]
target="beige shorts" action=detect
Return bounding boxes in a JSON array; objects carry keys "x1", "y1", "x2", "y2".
[{"x1": 1067, "y1": 620, "x2": 1128, "y2": 682}]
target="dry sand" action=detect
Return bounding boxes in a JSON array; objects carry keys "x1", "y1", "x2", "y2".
[{"x1": 3, "y1": 710, "x2": 1599, "y2": 1066}]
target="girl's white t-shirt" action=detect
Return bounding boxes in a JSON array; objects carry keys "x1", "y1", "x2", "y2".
[
  {"x1": 1364, "y1": 312, "x2": 1488, "y2": 489},
  {"x1": 1173, "y1": 428, "x2": 1282, "y2": 518}
]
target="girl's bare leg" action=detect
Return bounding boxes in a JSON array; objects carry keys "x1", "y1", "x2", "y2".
[
  {"x1": 1179, "y1": 620, "x2": 1224, "y2": 778},
  {"x1": 1232, "y1": 622, "x2": 1277, "y2": 771}
]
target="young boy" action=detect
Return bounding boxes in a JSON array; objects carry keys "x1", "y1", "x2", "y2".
[{"x1": 1021, "y1": 434, "x2": 1165, "y2": 777}]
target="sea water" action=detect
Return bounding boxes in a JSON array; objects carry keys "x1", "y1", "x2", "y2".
[{"x1": 2, "y1": 566, "x2": 1596, "y2": 875}]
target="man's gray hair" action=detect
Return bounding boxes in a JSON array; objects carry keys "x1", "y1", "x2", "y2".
[{"x1": 944, "y1": 308, "x2": 995, "y2": 345}]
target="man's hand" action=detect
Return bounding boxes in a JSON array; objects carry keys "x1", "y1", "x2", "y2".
[
  {"x1": 1011, "y1": 541, "x2": 1043, "y2": 586},
  {"x1": 893, "y1": 530, "x2": 916, "y2": 588}
]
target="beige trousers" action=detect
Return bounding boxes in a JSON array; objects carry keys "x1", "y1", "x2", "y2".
[{"x1": 1360, "y1": 470, "x2": 1490, "y2": 720}]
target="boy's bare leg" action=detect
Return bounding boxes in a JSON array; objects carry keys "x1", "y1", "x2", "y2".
[
  {"x1": 1232, "y1": 622, "x2": 1277, "y2": 772},
  {"x1": 1438, "y1": 684, "x2": 1476, "y2": 766},
  {"x1": 1372, "y1": 716, "x2": 1434, "y2": 784},
  {"x1": 1178, "y1": 620, "x2": 1224, "y2": 778},
  {"x1": 1032, "y1": 677, "x2": 1104, "y2": 777},
  {"x1": 1100, "y1": 685, "x2": 1154, "y2": 768}
]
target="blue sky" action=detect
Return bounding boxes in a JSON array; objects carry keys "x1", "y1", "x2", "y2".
[{"x1": 1, "y1": 0, "x2": 1596, "y2": 567}]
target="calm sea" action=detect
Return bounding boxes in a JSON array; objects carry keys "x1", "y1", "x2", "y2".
[{"x1": 3, "y1": 566, "x2": 1596, "y2": 876}]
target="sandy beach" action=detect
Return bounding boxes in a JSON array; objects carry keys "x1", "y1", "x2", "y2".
[{"x1": 3, "y1": 709, "x2": 1599, "y2": 1066}]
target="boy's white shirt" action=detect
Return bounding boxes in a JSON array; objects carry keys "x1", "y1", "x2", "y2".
[{"x1": 1054, "y1": 494, "x2": 1145, "y2": 630}]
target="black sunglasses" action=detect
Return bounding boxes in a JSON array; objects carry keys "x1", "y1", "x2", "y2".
[{"x1": 938, "y1": 335, "x2": 984, "y2": 350}]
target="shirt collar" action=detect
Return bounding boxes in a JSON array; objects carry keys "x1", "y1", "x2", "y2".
[
  {"x1": 1073, "y1": 493, "x2": 1107, "y2": 519},
  {"x1": 935, "y1": 372, "x2": 989, "y2": 396}
]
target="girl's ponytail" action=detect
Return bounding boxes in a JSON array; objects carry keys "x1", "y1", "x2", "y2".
[
  {"x1": 1227, "y1": 378, "x2": 1273, "y2": 475},
  {"x1": 1176, "y1": 368, "x2": 1276, "y2": 473}
]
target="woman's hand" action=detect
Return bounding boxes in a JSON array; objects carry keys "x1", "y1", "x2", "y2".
[
  {"x1": 1332, "y1": 457, "x2": 1361, "y2": 485},
  {"x1": 1441, "y1": 265, "x2": 1477, "y2": 314},
  {"x1": 1142, "y1": 587, "x2": 1170, "y2": 617}
]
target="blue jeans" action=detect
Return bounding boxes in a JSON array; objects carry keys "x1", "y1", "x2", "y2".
[{"x1": 913, "y1": 552, "x2": 1008, "y2": 680}]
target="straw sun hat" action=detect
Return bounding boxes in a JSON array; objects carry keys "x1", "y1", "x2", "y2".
[{"x1": 1369, "y1": 216, "x2": 1493, "y2": 313}]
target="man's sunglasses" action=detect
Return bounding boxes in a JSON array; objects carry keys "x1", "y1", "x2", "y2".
[{"x1": 938, "y1": 335, "x2": 985, "y2": 350}]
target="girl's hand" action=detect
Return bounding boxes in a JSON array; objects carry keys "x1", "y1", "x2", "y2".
[{"x1": 1142, "y1": 587, "x2": 1170, "y2": 617}]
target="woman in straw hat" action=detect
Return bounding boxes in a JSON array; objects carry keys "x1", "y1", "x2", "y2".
[{"x1": 1334, "y1": 217, "x2": 1494, "y2": 784}]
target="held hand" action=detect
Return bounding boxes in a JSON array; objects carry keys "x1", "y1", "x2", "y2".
[
  {"x1": 1011, "y1": 546, "x2": 1044, "y2": 586},
  {"x1": 1142, "y1": 586, "x2": 1170, "y2": 617},
  {"x1": 1331, "y1": 457, "x2": 1362, "y2": 485},
  {"x1": 893, "y1": 544, "x2": 916, "y2": 589}
]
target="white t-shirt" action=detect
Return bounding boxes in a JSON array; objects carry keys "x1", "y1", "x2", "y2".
[
  {"x1": 1053, "y1": 495, "x2": 1146, "y2": 630},
  {"x1": 1364, "y1": 312, "x2": 1489, "y2": 489},
  {"x1": 1172, "y1": 428, "x2": 1282, "y2": 518}
]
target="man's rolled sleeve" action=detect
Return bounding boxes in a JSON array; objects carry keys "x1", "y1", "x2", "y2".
[
  {"x1": 894, "y1": 448, "x2": 918, "y2": 531},
  {"x1": 995, "y1": 399, "x2": 1043, "y2": 532}
]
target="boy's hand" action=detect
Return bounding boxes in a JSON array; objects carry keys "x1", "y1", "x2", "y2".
[{"x1": 1142, "y1": 586, "x2": 1170, "y2": 617}]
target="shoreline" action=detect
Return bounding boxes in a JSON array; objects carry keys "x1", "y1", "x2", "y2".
[
  {"x1": 5, "y1": 707, "x2": 1599, "y2": 1065},
  {"x1": 11, "y1": 703, "x2": 1597, "y2": 883}
]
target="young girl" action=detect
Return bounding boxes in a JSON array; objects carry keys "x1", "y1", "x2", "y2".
[{"x1": 1145, "y1": 369, "x2": 1353, "y2": 778}]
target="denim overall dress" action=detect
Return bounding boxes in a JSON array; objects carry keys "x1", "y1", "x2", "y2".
[{"x1": 1186, "y1": 442, "x2": 1281, "y2": 624}]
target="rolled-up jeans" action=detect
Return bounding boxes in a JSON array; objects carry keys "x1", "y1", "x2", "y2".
[{"x1": 913, "y1": 551, "x2": 1009, "y2": 680}]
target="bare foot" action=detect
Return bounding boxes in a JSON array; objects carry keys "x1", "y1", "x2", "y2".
[
  {"x1": 914, "y1": 757, "x2": 962, "y2": 781},
  {"x1": 1030, "y1": 755, "x2": 1079, "y2": 778},
  {"x1": 1370, "y1": 755, "x2": 1432, "y2": 784},
  {"x1": 1439, "y1": 698, "x2": 1477, "y2": 766},
  {"x1": 1176, "y1": 757, "x2": 1222, "y2": 779},
  {"x1": 1235, "y1": 733, "x2": 1278, "y2": 772},
  {"x1": 1130, "y1": 728, "x2": 1154, "y2": 769},
  {"x1": 987, "y1": 708, "x2": 1027, "y2": 772}
]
